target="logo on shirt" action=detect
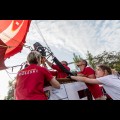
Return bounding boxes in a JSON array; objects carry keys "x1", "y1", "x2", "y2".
[{"x1": 18, "y1": 69, "x2": 38, "y2": 76}]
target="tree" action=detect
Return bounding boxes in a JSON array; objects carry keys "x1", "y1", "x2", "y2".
[
  {"x1": 72, "y1": 53, "x2": 83, "y2": 71},
  {"x1": 85, "y1": 50, "x2": 120, "y2": 72},
  {"x1": 4, "y1": 80, "x2": 15, "y2": 100},
  {"x1": 86, "y1": 51, "x2": 95, "y2": 69},
  {"x1": 72, "y1": 51, "x2": 120, "y2": 72},
  {"x1": 73, "y1": 53, "x2": 82, "y2": 63}
]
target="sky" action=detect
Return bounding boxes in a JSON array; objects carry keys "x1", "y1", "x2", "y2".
[{"x1": 0, "y1": 20, "x2": 120, "y2": 99}]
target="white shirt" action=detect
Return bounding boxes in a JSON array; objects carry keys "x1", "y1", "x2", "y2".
[{"x1": 97, "y1": 75, "x2": 120, "y2": 100}]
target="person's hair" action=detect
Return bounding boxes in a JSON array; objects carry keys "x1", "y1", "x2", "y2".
[
  {"x1": 27, "y1": 51, "x2": 42, "y2": 64},
  {"x1": 61, "y1": 61, "x2": 68, "y2": 66},
  {"x1": 81, "y1": 59, "x2": 87, "y2": 67},
  {"x1": 98, "y1": 64, "x2": 112, "y2": 75}
]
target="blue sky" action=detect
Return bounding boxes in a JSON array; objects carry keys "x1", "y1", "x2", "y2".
[{"x1": 0, "y1": 20, "x2": 120, "y2": 99}]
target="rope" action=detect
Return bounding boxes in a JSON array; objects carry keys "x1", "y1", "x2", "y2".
[
  {"x1": 3, "y1": 62, "x2": 26, "y2": 84},
  {"x1": 0, "y1": 45, "x2": 12, "y2": 48},
  {"x1": 23, "y1": 44, "x2": 33, "y2": 51},
  {"x1": 7, "y1": 61, "x2": 26, "y2": 69},
  {"x1": 33, "y1": 21, "x2": 52, "y2": 53},
  {"x1": 5, "y1": 69, "x2": 15, "y2": 81},
  {"x1": 4, "y1": 70, "x2": 17, "y2": 74}
]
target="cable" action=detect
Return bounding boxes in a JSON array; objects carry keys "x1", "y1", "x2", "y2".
[
  {"x1": 5, "y1": 69, "x2": 15, "y2": 81},
  {"x1": 0, "y1": 45, "x2": 9, "y2": 48},
  {"x1": 6, "y1": 61, "x2": 26, "y2": 70},
  {"x1": 4, "y1": 61, "x2": 27, "y2": 82},
  {"x1": 4, "y1": 71, "x2": 17, "y2": 74},
  {"x1": 23, "y1": 44, "x2": 33, "y2": 51},
  {"x1": 33, "y1": 21, "x2": 52, "y2": 53}
]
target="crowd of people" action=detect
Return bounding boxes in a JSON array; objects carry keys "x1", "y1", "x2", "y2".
[{"x1": 14, "y1": 50, "x2": 120, "y2": 100}]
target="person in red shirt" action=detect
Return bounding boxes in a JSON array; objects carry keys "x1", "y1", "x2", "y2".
[
  {"x1": 44, "y1": 58, "x2": 70, "y2": 78},
  {"x1": 14, "y1": 51, "x2": 60, "y2": 100},
  {"x1": 76, "y1": 60, "x2": 106, "y2": 100}
]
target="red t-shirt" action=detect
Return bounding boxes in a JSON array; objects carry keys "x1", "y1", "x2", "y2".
[
  {"x1": 78, "y1": 67, "x2": 104, "y2": 99},
  {"x1": 49, "y1": 70, "x2": 58, "y2": 77},
  {"x1": 51, "y1": 64, "x2": 70, "y2": 78},
  {"x1": 15, "y1": 64, "x2": 53, "y2": 100}
]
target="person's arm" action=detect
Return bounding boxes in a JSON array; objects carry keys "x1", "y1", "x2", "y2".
[
  {"x1": 77, "y1": 73, "x2": 95, "y2": 78},
  {"x1": 77, "y1": 73, "x2": 86, "y2": 77},
  {"x1": 43, "y1": 67, "x2": 60, "y2": 88},
  {"x1": 70, "y1": 76, "x2": 101, "y2": 84},
  {"x1": 88, "y1": 74, "x2": 96, "y2": 79},
  {"x1": 45, "y1": 59, "x2": 53, "y2": 67},
  {"x1": 44, "y1": 57, "x2": 62, "y2": 71},
  {"x1": 41, "y1": 57, "x2": 53, "y2": 67},
  {"x1": 49, "y1": 77, "x2": 60, "y2": 89},
  {"x1": 42, "y1": 63, "x2": 48, "y2": 68}
]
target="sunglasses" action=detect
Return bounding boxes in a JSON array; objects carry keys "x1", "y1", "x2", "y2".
[{"x1": 77, "y1": 64, "x2": 85, "y2": 67}]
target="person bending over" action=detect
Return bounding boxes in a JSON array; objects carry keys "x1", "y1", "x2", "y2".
[{"x1": 14, "y1": 51, "x2": 60, "y2": 100}]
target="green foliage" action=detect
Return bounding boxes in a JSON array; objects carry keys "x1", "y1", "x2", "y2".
[
  {"x1": 72, "y1": 51, "x2": 120, "y2": 72},
  {"x1": 86, "y1": 51, "x2": 95, "y2": 69},
  {"x1": 4, "y1": 80, "x2": 15, "y2": 100},
  {"x1": 93, "y1": 51, "x2": 120, "y2": 71},
  {"x1": 73, "y1": 53, "x2": 82, "y2": 63},
  {"x1": 73, "y1": 53, "x2": 83, "y2": 70},
  {"x1": 85, "y1": 50, "x2": 120, "y2": 72}
]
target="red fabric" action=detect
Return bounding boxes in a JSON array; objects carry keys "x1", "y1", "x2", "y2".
[
  {"x1": 49, "y1": 70, "x2": 58, "y2": 77},
  {"x1": 78, "y1": 67, "x2": 104, "y2": 99},
  {"x1": 51, "y1": 64, "x2": 70, "y2": 78},
  {"x1": 0, "y1": 39, "x2": 7, "y2": 70},
  {"x1": 15, "y1": 64, "x2": 53, "y2": 100},
  {"x1": 0, "y1": 20, "x2": 31, "y2": 59}
]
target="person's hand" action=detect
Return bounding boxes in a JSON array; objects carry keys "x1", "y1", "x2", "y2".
[
  {"x1": 77, "y1": 73, "x2": 84, "y2": 77},
  {"x1": 42, "y1": 57, "x2": 47, "y2": 62},
  {"x1": 41, "y1": 57, "x2": 47, "y2": 64}
]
